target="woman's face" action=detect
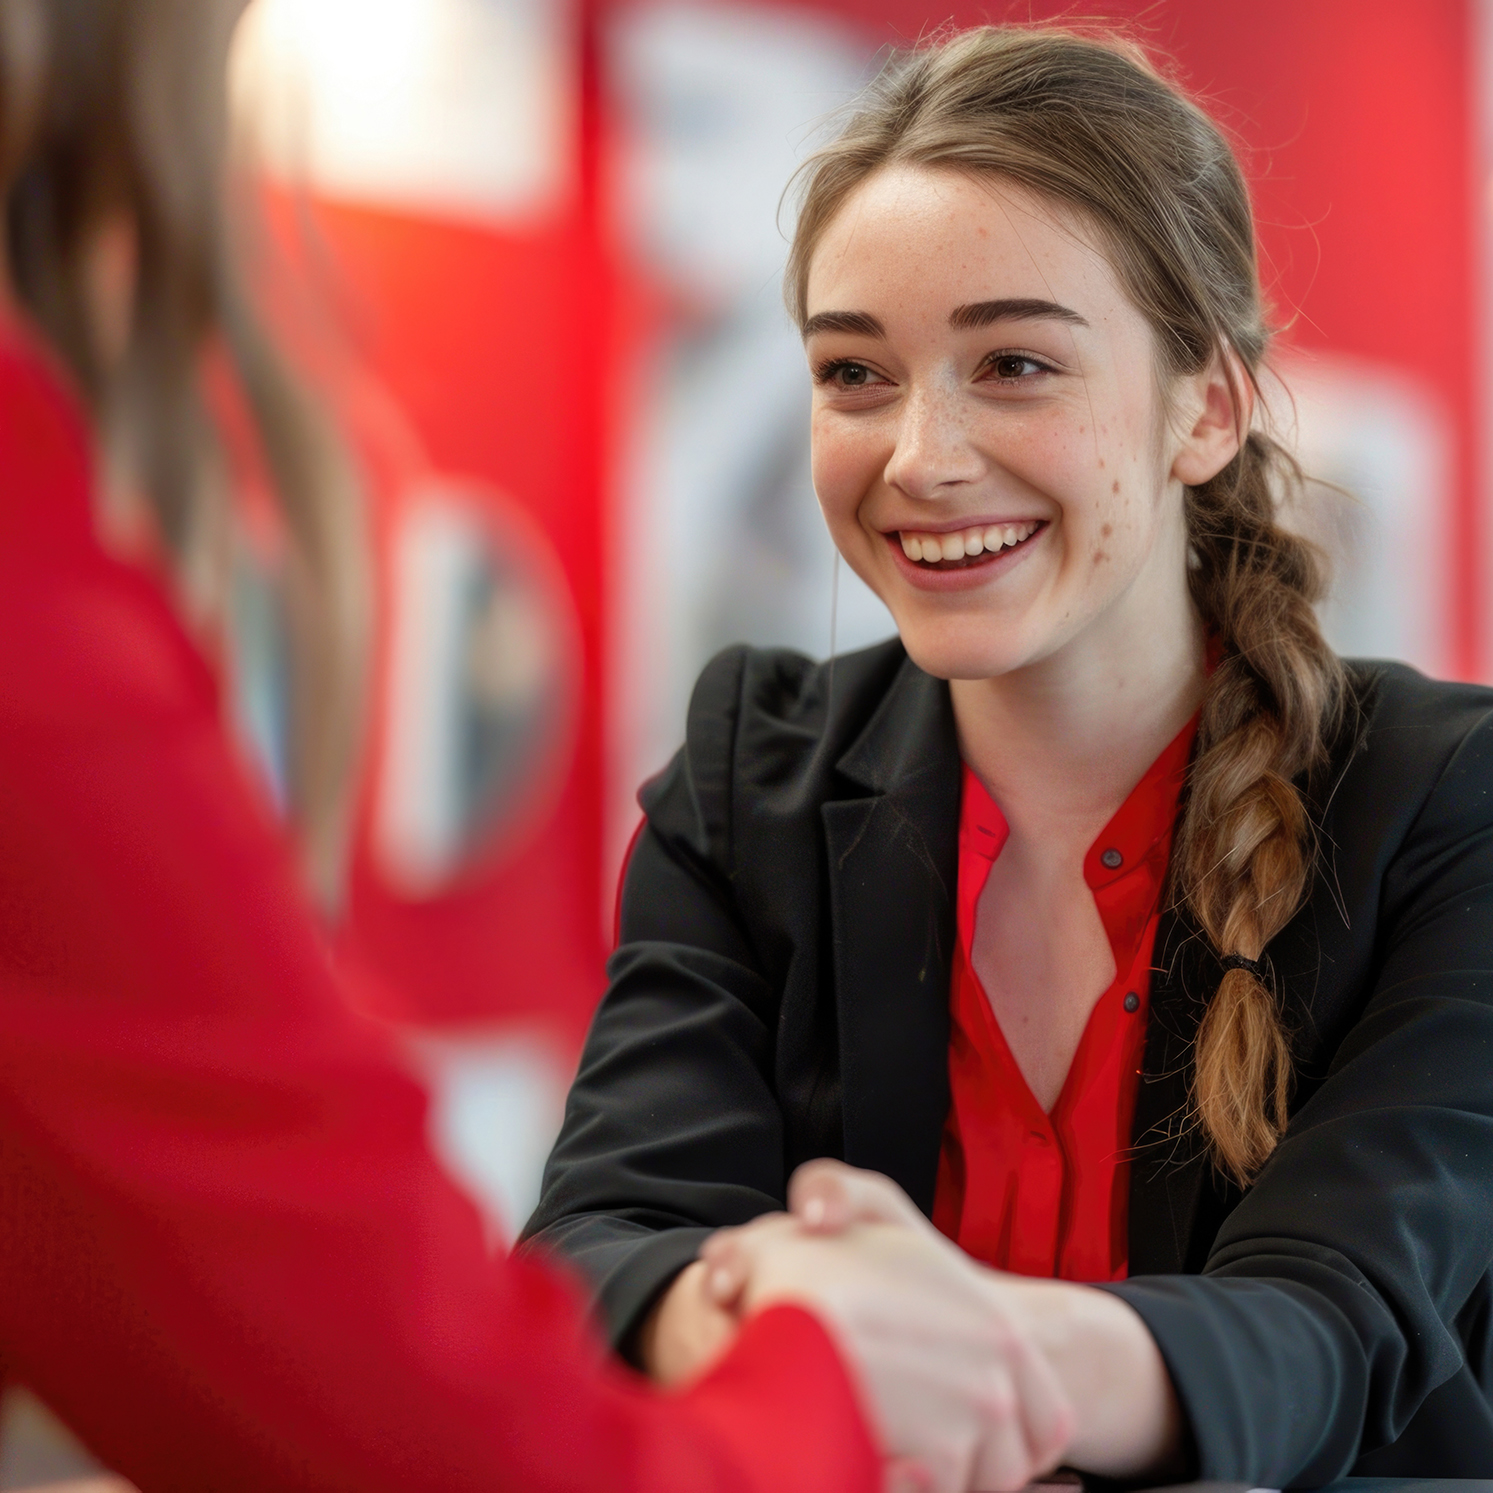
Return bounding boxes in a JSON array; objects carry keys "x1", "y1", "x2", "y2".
[{"x1": 804, "y1": 165, "x2": 1231, "y2": 682}]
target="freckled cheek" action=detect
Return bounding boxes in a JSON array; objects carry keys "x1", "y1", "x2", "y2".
[
  {"x1": 1037, "y1": 471, "x2": 1141, "y2": 579},
  {"x1": 1000, "y1": 437, "x2": 1101, "y2": 527},
  {"x1": 811, "y1": 424, "x2": 885, "y2": 535}
]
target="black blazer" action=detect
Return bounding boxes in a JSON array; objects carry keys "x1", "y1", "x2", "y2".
[{"x1": 522, "y1": 639, "x2": 1493, "y2": 1486}]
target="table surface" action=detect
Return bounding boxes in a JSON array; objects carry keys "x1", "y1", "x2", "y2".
[
  {"x1": 15, "y1": 1476, "x2": 1493, "y2": 1493},
  {"x1": 1145, "y1": 1482, "x2": 1493, "y2": 1493}
]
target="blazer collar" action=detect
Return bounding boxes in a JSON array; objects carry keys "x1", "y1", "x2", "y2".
[
  {"x1": 820, "y1": 655, "x2": 1379, "y2": 1250},
  {"x1": 827, "y1": 654, "x2": 1223, "y2": 1259},
  {"x1": 834, "y1": 653, "x2": 958, "y2": 797},
  {"x1": 823, "y1": 655, "x2": 961, "y2": 1215}
]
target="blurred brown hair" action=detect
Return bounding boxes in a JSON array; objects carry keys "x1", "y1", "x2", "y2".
[
  {"x1": 0, "y1": 0, "x2": 367, "y2": 903},
  {"x1": 788, "y1": 25, "x2": 1347, "y2": 1186}
]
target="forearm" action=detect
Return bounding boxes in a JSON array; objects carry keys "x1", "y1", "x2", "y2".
[{"x1": 1005, "y1": 1277, "x2": 1184, "y2": 1480}]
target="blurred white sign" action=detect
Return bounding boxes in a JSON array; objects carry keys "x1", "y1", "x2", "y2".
[
  {"x1": 607, "y1": 3, "x2": 893, "y2": 899},
  {"x1": 611, "y1": 0, "x2": 872, "y2": 303},
  {"x1": 231, "y1": 0, "x2": 574, "y2": 224},
  {"x1": 404, "y1": 1028, "x2": 568, "y2": 1248},
  {"x1": 376, "y1": 485, "x2": 578, "y2": 897},
  {"x1": 1269, "y1": 352, "x2": 1451, "y2": 677}
]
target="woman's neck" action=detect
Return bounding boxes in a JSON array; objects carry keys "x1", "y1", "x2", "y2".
[{"x1": 950, "y1": 576, "x2": 1206, "y2": 845}]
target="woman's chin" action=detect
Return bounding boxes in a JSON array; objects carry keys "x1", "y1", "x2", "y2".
[{"x1": 895, "y1": 628, "x2": 1036, "y2": 684}]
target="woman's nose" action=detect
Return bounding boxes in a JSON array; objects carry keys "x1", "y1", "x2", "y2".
[{"x1": 882, "y1": 384, "x2": 983, "y2": 502}]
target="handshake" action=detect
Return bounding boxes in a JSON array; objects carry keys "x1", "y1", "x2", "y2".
[{"x1": 639, "y1": 1161, "x2": 1182, "y2": 1493}]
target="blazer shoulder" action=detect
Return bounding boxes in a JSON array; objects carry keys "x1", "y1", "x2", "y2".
[
  {"x1": 683, "y1": 637, "x2": 907, "y2": 737},
  {"x1": 1352, "y1": 657, "x2": 1493, "y2": 728},
  {"x1": 1323, "y1": 660, "x2": 1493, "y2": 877},
  {"x1": 639, "y1": 637, "x2": 909, "y2": 868},
  {"x1": 679, "y1": 636, "x2": 909, "y2": 783},
  {"x1": 1348, "y1": 658, "x2": 1493, "y2": 783}
]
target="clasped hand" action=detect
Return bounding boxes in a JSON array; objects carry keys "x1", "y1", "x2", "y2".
[{"x1": 640, "y1": 1161, "x2": 1075, "y2": 1493}]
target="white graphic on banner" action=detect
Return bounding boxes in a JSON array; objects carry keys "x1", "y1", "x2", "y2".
[
  {"x1": 608, "y1": 3, "x2": 893, "y2": 886},
  {"x1": 1269, "y1": 353, "x2": 1450, "y2": 677},
  {"x1": 231, "y1": 0, "x2": 574, "y2": 224}
]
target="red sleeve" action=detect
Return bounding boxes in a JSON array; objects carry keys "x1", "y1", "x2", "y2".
[{"x1": 0, "y1": 326, "x2": 879, "y2": 1493}]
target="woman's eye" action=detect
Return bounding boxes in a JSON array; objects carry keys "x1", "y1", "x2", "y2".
[
  {"x1": 815, "y1": 360, "x2": 887, "y2": 390},
  {"x1": 985, "y1": 354, "x2": 1048, "y2": 382}
]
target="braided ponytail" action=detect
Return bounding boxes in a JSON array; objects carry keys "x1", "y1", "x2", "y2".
[
  {"x1": 1175, "y1": 433, "x2": 1344, "y2": 1183},
  {"x1": 786, "y1": 24, "x2": 1348, "y2": 1183}
]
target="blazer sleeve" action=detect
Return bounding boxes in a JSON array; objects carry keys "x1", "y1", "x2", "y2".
[
  {"x1": 1107, "y1": 700, "x2": 1493, "y2": 1487},
  {"x1": 521, "y1": 646, "x2": 792, "y2": 1352},
  {"x1": 0, "y1": 346, "x2": 878, "y2": 1493}
]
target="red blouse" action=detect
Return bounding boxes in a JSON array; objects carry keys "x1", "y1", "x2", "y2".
[{"x1": 933, "y1": 718, "x2": 1197, "y2": 1282}]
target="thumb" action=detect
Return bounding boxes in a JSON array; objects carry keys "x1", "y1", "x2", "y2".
[{"x1": 789, "y1": 1159, "x2": 930, "y2": 1235}]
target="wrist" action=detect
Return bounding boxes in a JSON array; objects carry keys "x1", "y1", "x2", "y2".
[{"x1": 997, "y1": 1277, "x2": 1183, "y2": 1480}]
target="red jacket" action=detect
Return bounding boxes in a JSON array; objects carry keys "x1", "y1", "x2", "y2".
[{"x1": 0, "y1": 317, "x2": 878, "y2": 1493}]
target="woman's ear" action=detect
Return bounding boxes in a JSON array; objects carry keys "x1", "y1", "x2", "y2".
[{"x1": 1172, "y1": 347, "x2": 1252, "y2": 486}]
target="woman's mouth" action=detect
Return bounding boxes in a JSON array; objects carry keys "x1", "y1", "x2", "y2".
[{"x1": 895, "y1": 520, "x2": 1044, "y2": 570}]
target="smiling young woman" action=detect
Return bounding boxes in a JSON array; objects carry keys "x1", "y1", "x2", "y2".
[{"x1": 524, "y1": 23, "x2": 1493, "y2": 1488}]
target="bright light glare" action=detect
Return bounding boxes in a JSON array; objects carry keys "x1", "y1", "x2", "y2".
[{"x1": 231, "y1": 0, "x2": 573, "y2": 224}]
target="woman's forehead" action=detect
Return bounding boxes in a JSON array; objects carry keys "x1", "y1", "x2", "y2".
[{"x1": 804, "y1": 165, "x2": 1125, "y2": 328}]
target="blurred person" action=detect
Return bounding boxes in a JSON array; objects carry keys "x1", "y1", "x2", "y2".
[
  {"x1": 0, "y1": 1, "x2": 1070, "y2": 1489},
  {"x1": 526, "y1": 22, "x2": 1493, "y2": 1488}
]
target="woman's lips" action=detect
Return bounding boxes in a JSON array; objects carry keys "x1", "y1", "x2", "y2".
[{"x1": 883, "y1": 520, "x2": 1047, "y2": 590}]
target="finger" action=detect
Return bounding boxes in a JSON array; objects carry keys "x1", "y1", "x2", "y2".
[
  {"x1": 883, "y1": 1457, "x2": 935, "y2": 1493},
  {"x1": 788, "y1": 1158, "x2": 857, "y2": 1232},
  {"x1": 788, "y1": 1159, "x2": 929, "y2": 1234},
  {"x1": 699, "y1": 1213, "x2": 798, "y2": 1307},
  {"x1": 698, "y1": 1232, "x2": 751, "y2": 1308}
]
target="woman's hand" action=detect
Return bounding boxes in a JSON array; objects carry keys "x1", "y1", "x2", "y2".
[
  {"x1": 767, "y1": 1160, "x2": 1185, "y2": 1483},
  {"x1": 700, "y1": 1213, "x2": 1074, "y2": 1493},
  {"x1": 636, "y1": 1259, "x2": 740, "y2": 1386}
]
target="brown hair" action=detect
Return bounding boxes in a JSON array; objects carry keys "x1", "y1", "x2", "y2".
[
  {"x1": 0, "y1": 0, "x2": 367, "y2": 903},
  {"x1": 788, "y1": 25, "x2": 1346, "y2": 1185}
]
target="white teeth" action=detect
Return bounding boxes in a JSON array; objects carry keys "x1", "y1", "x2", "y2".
[{"x1": 897, "y1": 521, "x2": 1039, "y2": 564}]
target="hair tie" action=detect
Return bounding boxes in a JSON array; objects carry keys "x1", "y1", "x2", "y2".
[{"x1": 1220, "y1": 952, "x2": 1268, "y2": 980}]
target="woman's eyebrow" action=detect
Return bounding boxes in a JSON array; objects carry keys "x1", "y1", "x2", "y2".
[
  {"x1": 801, "y1": 310, "x2": 885, "y2": 339},
  {"x1": 950, "y1": 298, "x2": 1089, "y2": 330},
  {"x1": 802, "y1": 300, "x2": 1089, "y2": 340}
]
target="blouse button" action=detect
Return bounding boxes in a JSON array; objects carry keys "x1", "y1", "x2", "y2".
[
  {"x1": 1101, "y1": 847, "x2": 1123, "y2": 870},
  {"x1": 1123, "y1": 991, "x2": 1140, "y2": 1013}
]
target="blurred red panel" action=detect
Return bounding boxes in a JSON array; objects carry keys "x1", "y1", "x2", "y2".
[{"x1": 272, "y1": 198, "x2": 613, "y2": 1037}]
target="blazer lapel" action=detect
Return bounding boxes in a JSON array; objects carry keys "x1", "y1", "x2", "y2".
[
  {"x1": 823, "y1": 659, "x2": 961, "y2": 1216},
  {"x1": 1128, "y1": 908, "x2": 1214, "y2": 1274}
]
